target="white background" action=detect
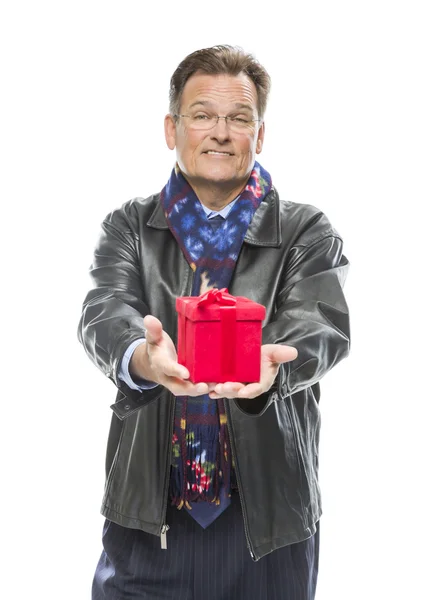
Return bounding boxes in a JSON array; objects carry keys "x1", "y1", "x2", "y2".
[{"x1": 1, "y1": 1, "x2": 440, "y2": 598}]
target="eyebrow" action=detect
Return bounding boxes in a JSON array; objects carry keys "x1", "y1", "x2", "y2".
[
  {"x1": 232, "y1": 103, "x2": 254, "y2": 112},
  {"x1": 188, "y1": 100, "x2": 254, "y2": 112}
]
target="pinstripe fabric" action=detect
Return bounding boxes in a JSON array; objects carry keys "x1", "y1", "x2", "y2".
[{"x1": 92, "y1": 493, "x2": 319, "y2": 600}]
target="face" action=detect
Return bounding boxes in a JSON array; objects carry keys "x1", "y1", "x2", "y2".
[{"x1": 164, "y1": 72, "x2": 265, "y2": 189}]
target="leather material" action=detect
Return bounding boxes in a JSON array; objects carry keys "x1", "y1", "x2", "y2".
[{"x1": 77, "y1": 188, "x2": 350, "y2": 561}]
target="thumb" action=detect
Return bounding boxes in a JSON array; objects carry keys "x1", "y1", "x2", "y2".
[
  {"x1": 143, "y1": 315, "x2": 164, "y2": 345},
  {"x1": 264, "y1": 344, "x2": 298, "y2": 365}
]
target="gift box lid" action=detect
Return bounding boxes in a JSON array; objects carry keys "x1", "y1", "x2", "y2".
[{"x1": 176, "y1": 288, "x2": 266, "y2": 322}]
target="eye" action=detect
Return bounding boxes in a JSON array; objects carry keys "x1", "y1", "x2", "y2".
[
  {"x1": 193, "y1": 114, "x2": 211, "y2": 121},
  {"x1": 230, "y1": 116, "x2": 250, "y2": 124}
]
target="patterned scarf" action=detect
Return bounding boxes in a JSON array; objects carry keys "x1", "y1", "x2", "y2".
[{"x1": 160, "y1": 161, "x2": 272, "y2": 509}]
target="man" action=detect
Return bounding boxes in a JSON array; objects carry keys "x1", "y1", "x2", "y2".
[{"x1": 78, "y1": 45, "x2": 350, "y2": 600}]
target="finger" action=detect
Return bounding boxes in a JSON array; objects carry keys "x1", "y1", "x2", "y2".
[
  {"x1": 144, "y1": 315, "x2": 164, "y2": 345},
  {"x1": 157, "y1": 356, "x2": 190, "y2": 380},
  {"x1": 237, "y1": 382, "x2": 264, "y2": 399},
  {"x1": 191, "y1": 382, "x2": 211, "y2": 396},
  {"x1": 264, "y1": 344, "x2": 298, "y2": 364},
  {"x1": 214, "y1": 382, "x2": 244, "y2": 396},
  {"x1": 169, "y1": 380, "x2": 210, "y2": 396},
  {"x1": 209, "y1": 383, "x2": 247, "y2": 400}
]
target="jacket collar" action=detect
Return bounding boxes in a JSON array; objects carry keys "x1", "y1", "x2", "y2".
[{"x1": 146, "y1": 187, "x2": 281, "y2": 248}]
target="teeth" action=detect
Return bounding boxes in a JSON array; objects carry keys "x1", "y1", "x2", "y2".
[{"x1": 206, "y1": 151, "x2": 230, "y2": 155}]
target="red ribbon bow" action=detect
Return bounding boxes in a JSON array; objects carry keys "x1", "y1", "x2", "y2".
[{"x1": 196, "y1": 288, "x2": 237, "y2": 307}]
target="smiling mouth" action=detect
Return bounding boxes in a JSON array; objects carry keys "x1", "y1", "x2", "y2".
[{"x1": 204, "y1": 151, "x2": 233, "y2": 156}]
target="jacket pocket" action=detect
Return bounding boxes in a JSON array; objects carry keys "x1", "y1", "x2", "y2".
[
  {"x1": 103, "y1": 418, "x2": 127, "y2": 505},
  {"x1": 283, "y1": 391, "x2": 322, "y2": 523}
]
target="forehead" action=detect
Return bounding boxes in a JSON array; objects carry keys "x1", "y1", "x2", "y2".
[{"x1": 180, "y1": 72, "x2": 258, "y2": 111}]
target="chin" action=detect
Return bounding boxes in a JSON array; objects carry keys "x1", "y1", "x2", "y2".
[{"x1": 198, "y1": 167, "x2": 238, "y2": 184}]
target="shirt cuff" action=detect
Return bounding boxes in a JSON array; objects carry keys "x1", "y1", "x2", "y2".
[{"x1": 117, "y1": 338, "x2": 158, "y2": 391}]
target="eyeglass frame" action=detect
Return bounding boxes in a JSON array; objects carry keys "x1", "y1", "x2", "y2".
[{"x1": 173, "y1": 113, "x2": 262, "y2": 131}]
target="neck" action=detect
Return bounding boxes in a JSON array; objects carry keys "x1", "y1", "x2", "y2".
[{"x1": 183, "y1": 176, "x2": 247, "y2": 211}]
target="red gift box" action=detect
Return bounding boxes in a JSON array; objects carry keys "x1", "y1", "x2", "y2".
[{"x1": 176, "y1": 288, "x2": 266, "y2": 384}]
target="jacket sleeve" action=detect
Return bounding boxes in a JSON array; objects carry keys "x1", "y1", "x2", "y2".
[
  {"x1": 263, "y1": 216, "x2": 351, "y2": 401},
  {"x1": 77, "y1": 207, "x2": 163, "y2": 415}
]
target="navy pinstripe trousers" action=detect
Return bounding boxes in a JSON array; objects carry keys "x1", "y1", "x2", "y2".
[{"x1": 92, "y1": 493, "x2": 319, "y2": 600}]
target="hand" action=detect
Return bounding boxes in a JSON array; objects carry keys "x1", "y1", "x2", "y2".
[
  {"x1": 208, "y1": 344, "x2": 298, "y2": 400},
  {"x1": 130, "y1": 315, "x2": 216, "y2": 397}
]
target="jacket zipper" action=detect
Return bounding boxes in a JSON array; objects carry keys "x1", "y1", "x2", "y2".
[
  {"x1": 160, "y1": 266, "x2": 195, "y2": 549},
  {"x1": 225, "y1": 401, "x2": 257, "y2": 561},
  {"x1": 160, "y1": 523, "x2": 170, "y2": 549},
  {"x1": 159, "y1": 394, "x2": 174, "y2": 549}
]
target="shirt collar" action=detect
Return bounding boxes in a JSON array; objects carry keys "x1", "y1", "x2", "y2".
[{"x1": 201, "y1": 196, "x2": 239, "y2": 220}]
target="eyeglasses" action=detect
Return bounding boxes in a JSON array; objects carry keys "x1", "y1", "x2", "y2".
[{"x1": 174, "y1": 113, "x2": 261, "y2": 134}]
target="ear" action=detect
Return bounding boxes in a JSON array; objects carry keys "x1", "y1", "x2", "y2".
[
  {"x1": 255, "y1": 121, "x2": 265, "y2": 154},
  {"x1": 164, "y1": 114, "x2": 176, "y2": 150}
]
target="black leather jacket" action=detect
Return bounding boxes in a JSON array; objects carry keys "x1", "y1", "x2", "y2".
[{"x1": 77, "y1": 188, "x2": 350, "y2": 561}]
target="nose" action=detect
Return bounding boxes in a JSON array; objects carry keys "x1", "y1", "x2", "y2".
[{"x1": 210, "y1": 116, "x2": 231, "y2": 142}]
